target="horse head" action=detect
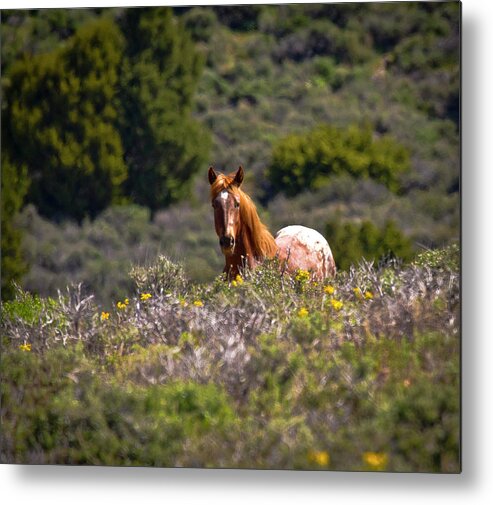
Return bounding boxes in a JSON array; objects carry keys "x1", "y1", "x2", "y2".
[{"x1": 208, "y1": 166, "x2": 244, "y2": 256}]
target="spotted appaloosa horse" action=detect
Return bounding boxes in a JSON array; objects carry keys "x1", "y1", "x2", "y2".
[{"x1": 208, "y1": 166, "x2": 336, "y2": 280}]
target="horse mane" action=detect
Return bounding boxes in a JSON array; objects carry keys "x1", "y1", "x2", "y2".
[{"x1": 210, "y1": 172, "x2": 278, "y2": 260}]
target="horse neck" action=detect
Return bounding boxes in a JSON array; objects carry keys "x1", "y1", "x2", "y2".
[
  {"x1": 239, "y1": 219, "x2": 255, "y2": 259},
  {"x1": 223, "y1": 227, "x2": 254, "y2": 278},
  {"x1": 238, "y1": 192, "x2": 277, "y2": 261},
  {"x1": 218, "y1": 186, "x2": 277, "y2": 277},
  {"x1": 223, "y1": 220, "x2": 265, "y2": 279}
]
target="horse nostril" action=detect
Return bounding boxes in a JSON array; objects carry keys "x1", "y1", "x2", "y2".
[{"x1": 220, "y1": 236, "x2": 234, "y2": 248}]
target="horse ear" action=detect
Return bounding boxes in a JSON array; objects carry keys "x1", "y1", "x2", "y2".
[
  {"x1": 208, "y1": 166, "x2": 218, "y2": 185},
  {"x1": 233, "y1": 166, "x2": 244, "y2": 187}
]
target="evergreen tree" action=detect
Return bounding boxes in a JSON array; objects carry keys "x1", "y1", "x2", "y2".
[
  {"x1": 1, "y1": 156, "x2": 29, "y2": 299},
  {"x1": 1, "y1": 8, "x2": 97, "y2": 77},
  {"x1": 3, "y1": 18, "x2": 127, "y2": 222},
  {"x1": 117, "y1": 7, "x2": 211, "y2": 211}
]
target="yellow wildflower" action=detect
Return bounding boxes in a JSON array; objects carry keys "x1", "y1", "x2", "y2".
[
  {"x1": 364, "y1": 291, "x2": 374, "y2": 300},
  {"x1": 116, "y1": 301, "x2": 128, "y2": 310},
  {"x1": 362, "y1": 452, "x2": 388, "y2": 471},
  {"x1": 353, "y1": 287, "x2": 363, "y2": 298},
  {"x1": 295, "y1": 269, "x2": 310, "y2": 282},
  {"x1": 297, "y1": 307, "x2": 309, "y2": 318},
  {"x1": 19, "y1": 343, "x2": 32, "y2": 352},
  {"x1": 180, "y1": 299, "x2": 188, "y2": 307},
  {"x1": 193, "y1": 300, "x2": 203, "y2": 307},
  {"x1": 330, "y1": 299, "x2": 343, "y2": 311},
  {"x1": 308, "y1": 450, "x2": 330, "y2": 467},
  {"x1": 100, "y1": 311, "x2": 110, "y2": 321},
  {"x1": 140, "y1": 293, "x2": 152, "y2": 301},
  {"x1": 324, "y1": 285, "x2": 335, "y2": 295},
  {"x1": 235, "y1": 274, "x2": 244, "y2": 285}
]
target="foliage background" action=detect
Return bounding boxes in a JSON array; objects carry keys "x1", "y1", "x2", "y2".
[
  {"x1": 1, "y1": 1, "x2": 460, "y2": 473},
  {"x1": 1, "y1": 2, "x2": 459, "y2": 304}
]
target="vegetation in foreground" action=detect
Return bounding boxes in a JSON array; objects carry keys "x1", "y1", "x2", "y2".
[{"x1": 1, "y1": 246, "x2": 460, "y2": 472}]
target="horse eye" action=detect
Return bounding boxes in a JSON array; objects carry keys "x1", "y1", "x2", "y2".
[{"x1": 234, "y1": 201, "x2": 240, "y2": 208}]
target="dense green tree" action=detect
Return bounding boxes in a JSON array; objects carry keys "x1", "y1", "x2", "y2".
[
  {"x1": 3, "y1": 18, "x2": 127, "y2": 221},
  {"x1": 1, "y1": 156, "x2": 29, "y2": 299},
  {"x1": 117, "y1": 7, "x2": 211, "y2": 212},
  {"x1": 325, "y1": 219, "x2": 414, "y2": 271},
  {"x1": 266, "y1": 124, "x2": 410, "y2": 198},
  {"x1": 181, "y1": 7, "x2": 218, "y2": 43},
  {"x1": 212, "y1": 5, "x2": 262, "y2": 31},
  {"x1": 1, "y1": 8, "x2": 97, "y2": 77}
]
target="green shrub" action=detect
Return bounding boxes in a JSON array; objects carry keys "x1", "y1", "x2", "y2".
[
  {"x1": 1, "y1": 288, "x2": 55, "y2": 325},
  {"x1": 273, "y1": 19, "x2": 372, "y2": 64},
  {"x1": 325, "y1": 218, "x2": 414, "y2": 271},
  {"x1": 0, "y1": 342, "x2": 235, "y2": 465},
  {"x1": 129, "y1": 255, "x2": 188, "y2": 296},
  {"x1": 266, "y1": 124, "x2": 410, "y2": 197},
  {"x1": 413, "y1": 243, "x2": 459, "y2": 272}
]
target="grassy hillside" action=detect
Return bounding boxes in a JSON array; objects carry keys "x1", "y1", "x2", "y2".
[{"x1": 1, "y1": 246, "x2": 460, "y2": 471}]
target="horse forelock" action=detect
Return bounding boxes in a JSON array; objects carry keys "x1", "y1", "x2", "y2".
[{"x1": 210, "y1": 173, "x2": 237, "y2": 200}]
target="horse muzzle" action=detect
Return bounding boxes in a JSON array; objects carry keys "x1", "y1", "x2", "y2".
[{"x1": 220, "y1": 235, "x2": 235, "y2": 253}]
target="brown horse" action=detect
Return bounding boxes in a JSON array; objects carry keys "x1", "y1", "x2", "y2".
[{"x1": 208, "y1": 166, "x2": 336, "y2": 280}]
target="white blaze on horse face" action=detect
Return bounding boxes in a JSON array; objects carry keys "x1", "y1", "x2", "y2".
[
  {"x1": 224, "y1": 192, "x2": 237, "y2": 242},
  {"x1": 215, "y1": 190, "x2": 238, "y2": 253}
]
